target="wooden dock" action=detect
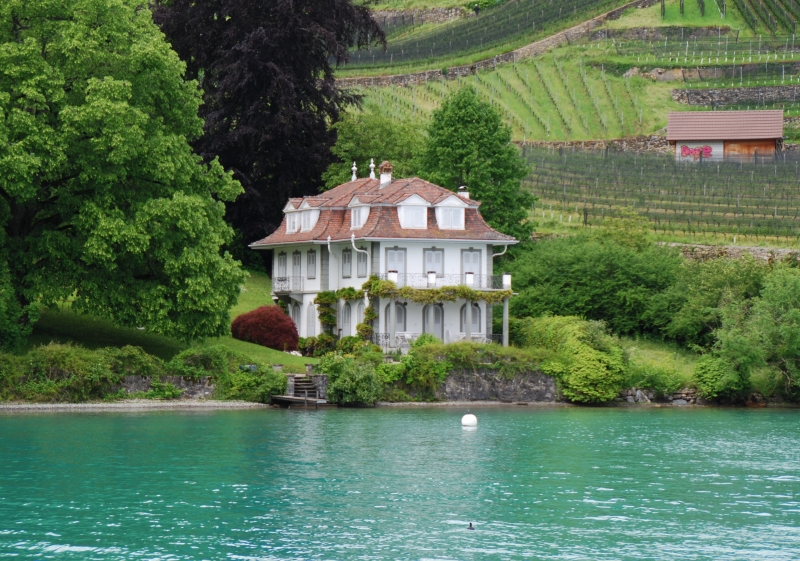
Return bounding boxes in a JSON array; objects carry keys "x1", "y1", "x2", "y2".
[{"x1": 269, "y1": 395, "x2": 334, "y2": 409}]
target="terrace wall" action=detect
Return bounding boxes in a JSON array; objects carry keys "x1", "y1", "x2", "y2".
[
  {"x1": 518, "y1": 136, "x2": 672, "y2": 154},
  {"x1": 338, "y1": 0, "x2": 659, "y2": 89},
  {"x1": 373, "y1": 8, "x2": 467, "y2": 27},
  {"x1": 673, "y1": 84, "x2": 800, "y2": 106}
]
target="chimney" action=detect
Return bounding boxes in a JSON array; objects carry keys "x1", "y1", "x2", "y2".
[
  {"x1": 379, "y1": 161, "x2": 393, "y2": 188},
  {"x1": 458, "y1": 185, "x2": 469, "y2": 199}
]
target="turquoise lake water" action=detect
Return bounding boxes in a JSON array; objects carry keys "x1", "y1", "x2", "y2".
[{"x1": 1, "y1": 407, "x2": 799, "y2": 560}]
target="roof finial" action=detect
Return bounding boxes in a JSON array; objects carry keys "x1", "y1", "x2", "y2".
[
  {"x1": 369, "y1": 158, "x2": 376, "y2": 179},
  {"x1": 351, "y1": 161, "x2": 357, "y2": 182}
]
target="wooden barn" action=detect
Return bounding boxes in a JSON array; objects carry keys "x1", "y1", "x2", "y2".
[{"x1": 667, "y1": 110, "x2": 784, "y2": 162}]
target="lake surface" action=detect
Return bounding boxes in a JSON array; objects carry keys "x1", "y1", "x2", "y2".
[{"x1": 1, "y1": 407, "x2": 799, "y2": 560}]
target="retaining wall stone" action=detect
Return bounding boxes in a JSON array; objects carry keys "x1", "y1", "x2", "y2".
[
  {"x1": 437, "y1": 368, "x2": 558, "y2": 402},
  {"x1": 373, "y1": 7, "x2": 467, "y2": 27},
  {"x1": 673, "y1": 84, "x2": 800, "y2": 106},
  {"x1": 117, "y1": 376, "x2": 215, "y2": 399},
  {"x1": 663, "y1": 242, "x2": 800, "y2": 264}
]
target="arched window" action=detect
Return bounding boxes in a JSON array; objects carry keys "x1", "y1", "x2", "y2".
[
  {"x1": 306, "y1": 304, "x2": 316, "y2": 337},
  {"x1": 460, "y1": 303, "x2": 481, "y2": 333},
  {"x1": 292, "y1": 304, "x2": 301, "y2": 331},
  {"x1": 356, "y1": 302, "x2": 365, "y2": 325},
  {"x1": 384, "y1": 303, "x2": 406, "y2": 332},
  {"x1": 423, "y1": 304, "x2": 444, "y2": 340},
  {"x1": 341, "y1": 303, "x2": 352, "y2": 336}
]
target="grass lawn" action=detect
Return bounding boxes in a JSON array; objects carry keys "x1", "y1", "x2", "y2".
[
  {"x1": 27, "y1": 270, "x2": 315, "y2": 372},
  {"x1": 620, "y1": 336, "x2": 699, "y2": 387}
]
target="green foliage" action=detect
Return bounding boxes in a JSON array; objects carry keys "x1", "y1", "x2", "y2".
[
  {"x1": 509, "y1": 234, "x2": 683, "y2": 335},
  {"x1": 648, "y1": 255, "x2": 768, "y2": 346},
  {"x1": 300, "y1": 333, "x2": 338, "y2": 357},
  {"x1": 693, "y1": 355, "x2": 745, "y2": 400},
  {"x1": 314, "y1": 292, "x2": 338, "y2": 329},
  {"x1": 0, "y1": 259, "x2": 38, "y2": 352},
  {"x1": 144, "y1": 380, "x2": 183, "y2": 400},
  {"x1": 337, "y1": 336, "x2": 365, "y2": 355},
  {"x1": 623, "y1": 362, "x2": 684, "y2": 397},
  {"x1": 166, "y1": 345, "x2": 286, "y2": 401},
  {"x1": 323, "y1": 109, "x2": 424, "y2": 189},
  {"x1": 361, "y1": 275, "x2": 512, "y2": 305},
  {"x1": 520, "y1": 316, "x2": 626, "y2": 403},
  {"x1": 0, "y1": 0, "x2": 246, "y2": 343},
  {"x1": 319, "y1": 354, "x2": 383, "y2": 405},
  {"x1": 418, "y1": 86, "x2": 535, "y2": 240}
]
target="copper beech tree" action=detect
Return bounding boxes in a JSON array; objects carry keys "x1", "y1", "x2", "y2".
[{"x1": 153, "y1": 0, "x2": 386, "y2": 243}]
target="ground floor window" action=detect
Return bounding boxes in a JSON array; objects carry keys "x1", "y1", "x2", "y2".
[
  {"x1": 460, "y1": 303, "x2": 481, "y2": 333},
  {"x1": 423, "y1": 304, "x2": 444, "y2": 340},
  {"x1": 385, "y1": 303, "x2": 406, "y2": 332}
]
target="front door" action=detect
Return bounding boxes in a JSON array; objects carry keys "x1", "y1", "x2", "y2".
[{"x1": 386, "y1": 248, "x2": 406, "y2": 286}]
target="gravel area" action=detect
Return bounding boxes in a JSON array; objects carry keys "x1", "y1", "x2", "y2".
[{"x1": 0, "y1": 400, "x2": 268, "y2": 413}]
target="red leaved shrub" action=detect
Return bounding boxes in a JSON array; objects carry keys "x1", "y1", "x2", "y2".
[{"x1": 231, "y1": 306, "x2": 299, "y2": 352}]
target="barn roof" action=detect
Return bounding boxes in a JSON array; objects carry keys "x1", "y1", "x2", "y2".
[{"x1": 667, "y1": 110, "x2": 783, "y2": 141}]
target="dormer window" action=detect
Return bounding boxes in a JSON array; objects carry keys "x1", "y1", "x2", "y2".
[
  {"x1": 397, "y1": 194, "x2": 430, "y2": 229},
  {"x1": 301, "y1": 211, "x2": 320, "y2": 231},
  {"x1": 286, "y1": 213, "x2": 297, "y2": 233},
  {"x1": 351, "y1": 206, "x2": 369, "y2": 229},
  {"x1": 438, "y1": 208, "x2": 464, "y2": 229}
]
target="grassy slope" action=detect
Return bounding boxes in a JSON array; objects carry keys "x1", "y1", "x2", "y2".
[
  {"x1": 621, "y1": 337, "x2": 698, "y2": 387},
  {"x1": 28, "y1": 271, "x2": 315, "y2": 372}
]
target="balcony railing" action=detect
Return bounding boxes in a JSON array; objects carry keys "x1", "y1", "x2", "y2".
[
  {"x1": 370, "y1": 332, "x2": 500, "y2": 349},
  {"x1": 273, "y1": 276, "x2": 303, "y2": 293},
  {"x1": 376, "y1": 273, "x2": 507, "y2": 289}
]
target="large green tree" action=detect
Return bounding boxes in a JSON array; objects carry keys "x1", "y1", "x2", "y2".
[
  {"x1": 419, "y1": 86, "x2": 535, "y2": 240},
  {"x1": 322, "y1": 108, "x2": 424, "y2": 189},
  {"x1": 0, "y1": 0, "x2": 246, "y2": 344}
]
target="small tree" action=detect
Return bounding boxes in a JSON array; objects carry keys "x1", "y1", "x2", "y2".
[
  {"x1": 322, "y1": 109, "x2": 424, "y2": 189},
  {"x1": 419, "y1": 86, "x2": 535, "y2": 241},
  {"x1": 231, "y1": 306, "x2": 299, "y2": 351}
]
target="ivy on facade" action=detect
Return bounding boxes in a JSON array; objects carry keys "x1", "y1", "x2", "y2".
[{"x1": 314, "y1": 275, "x2": 512, "y2": 337}]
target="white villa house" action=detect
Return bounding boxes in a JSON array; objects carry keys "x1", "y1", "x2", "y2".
[{"x1": 250, "y1": 161, "x2": 517, "y2": 349}]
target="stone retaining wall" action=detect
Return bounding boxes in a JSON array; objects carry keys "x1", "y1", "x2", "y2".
[
  {"x1": 437, "y1": 368, "x2": 558, "y2": 402},
  {"x1": 116, "y1": 376, "x2": 215, "y2": 399},
  {"x1": 663, "y1": 242, "x2": 800, "y2": 264},
  {"x1": 520, "y1": 135, "x2": 671, "y2": 154},
  {"x1": 673, "y1": 84, "x2": 800, "y2": 106},
  {"x1": 616, "y1": 387, "x2": 702, "y2": 404},
  {"x1": 338, "y1": 0, "x2": 658, "y2": 89},
  {"x1": 373, "y1": 7, "x2": 467, "y2": 28}
]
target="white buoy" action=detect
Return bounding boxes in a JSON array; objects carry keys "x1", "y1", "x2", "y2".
[{"x1": 461, "y1": 414, "x2": 477, "y2": 427}]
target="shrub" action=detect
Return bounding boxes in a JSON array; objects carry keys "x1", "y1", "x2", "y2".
[
  {"x1": 694, "y1": 355, "x2": 745, "y2": 400},
  {"x1": 520, "y1": 316, "x2": 626, "y2": 403},
  {"x1": 623, "y1": 362, "x2": 684, "y2": 397},
  {"x1": 145, "y1": 380, "x2": 183, "y2": 400},
  {"x1": 166, "y1": 345, "x2": 286, "y2": 401},
  {"x1": 0, "y1": 259, "x2": 39, "y2": 352},
  {"x1": 508, "y1": 234, "x2": 682, "y2": 335},
  {"x1": 320, "y1": 354, "x2": 383, "y2": 405},
  {"x1": 0, "y1": 343, "x2": 123, "y2": 403},
  {"x1": 336, "y1": 336, "x2": 363, "y2": 355},
  {"x1": 231, "y1": 306, "x2": 299, "y2": 351},
  {"x1": 103, "y1": 345, "x2": 166, "y2": 378},
  {"x1": 300, "y1": 333, "x2": 337, "y2": 357}
]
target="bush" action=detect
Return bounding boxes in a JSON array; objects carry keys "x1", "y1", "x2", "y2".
[
  {"x1": 320, "y1": 354, "x2": 383, "y2": 406},
  {"x1": 336, "y1": 336, "x2": 363, "y2": 354},
  {"x1": 231, "y1": 306, "x2": 299, "y2": 351},
  {"x1": 508, "y1": 234, "x2": 682, "y2": 335},
  {"x1": 300, "y1": 333, "x2": 337, "y2": 357},
  {"x1": 0, "y1": 260, "x2": 38, "y2": 352},
  {"x1": 0, "y1": 343, "x2": 123, "y2": 403},
  {"x1": 520, "y1": 316, "x2": 626, "y2": 403},
  {"x1": 623, "y1": 362, "x2": 684, "y2": 397},
  {"x1": 167, "y1": 345, "x2": 287, "y2": 401},
  {"x1": 694, "y1": 355, "x2": 745, "y2": 400}
]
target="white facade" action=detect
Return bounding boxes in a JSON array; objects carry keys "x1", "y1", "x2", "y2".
[{"x1": 273, "y1": 240, "x2": 501, "y2": 344}]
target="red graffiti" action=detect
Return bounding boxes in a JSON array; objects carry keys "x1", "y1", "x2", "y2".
[{"x1": 680, "y1": 145, "x2": 713, "y2": 160}]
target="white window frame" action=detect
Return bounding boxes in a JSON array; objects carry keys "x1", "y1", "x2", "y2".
[
  {"x1": 342, "y1": 249, "x2": 352, "y2": 278},
  {"x1": 437, "y1": 207, "x2": 465, "y2": 230},
  {"x1": 286, "y1": 213, "x2": 297, "y2": 233},
  {"x1": 424, "y1": 248, "x2": 444, "y2": 278},
  {"x1": 292, "y1": 251, "x2": 302, "y2": 277},
  {"x1": 357, "y1": 249, "x2": 368, "y2": 278},
  {"x1": 307, "y1": 250, "x2": 316, "y2": 279},
  {"x1": 277, "y1": 252, "x2": 287, "y2": 277},
  {"x1": 460, "y1": 303, "x2": 481, "y2": 333}
]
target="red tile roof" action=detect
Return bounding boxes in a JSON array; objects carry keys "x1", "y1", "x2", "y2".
[
  {"x1": 667, "y1": 110, "x2": 783, "y2": 141},
  {"x1": 250, "y1": 177, "x2": 517, "y2": 248}
]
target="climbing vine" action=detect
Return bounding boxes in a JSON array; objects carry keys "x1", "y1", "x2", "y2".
[{"x1": 315, "y1": 276, "x2": 511, "y2": 339}]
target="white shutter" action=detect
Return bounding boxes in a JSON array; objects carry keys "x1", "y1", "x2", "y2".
[{"x1": 425, "y1": 250, "x2": 435, "y2": 272}]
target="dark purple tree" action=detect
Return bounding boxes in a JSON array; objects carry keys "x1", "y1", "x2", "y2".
[{"x1": 152, "y1": 0, "x2": 385, "y2": 243}]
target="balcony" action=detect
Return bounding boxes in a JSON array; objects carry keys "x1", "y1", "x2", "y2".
[
  {"x1": 273, "y1": 276, "x2": 303, "y2": 293},
  {"x1": 370, "y1": 332, "x2": 499, "y2": 349},
  {"x1": 375, "y1": 273, "x2": 508, "y2": 290}
]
